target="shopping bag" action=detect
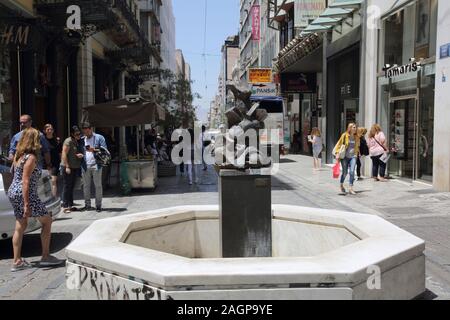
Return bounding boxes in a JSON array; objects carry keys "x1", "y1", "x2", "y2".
[
  {"x1": 333, "y1": 162, "x2": 341, "y2": 179},
  {"x1": 380, "y1": 152, "x2": 391, "y2": 164}
]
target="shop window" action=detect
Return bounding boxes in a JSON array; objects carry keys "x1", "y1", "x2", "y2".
[
  {"x1": 0, "y1": 49, "x2": 13, "y2": 156},
  {"x1": 383, "y1": 0, "x2": 438, "y2": 68}
]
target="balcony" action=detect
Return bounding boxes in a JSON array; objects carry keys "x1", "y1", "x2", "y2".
[
  {"x1": 35, "y1": 0, "x2": 143, "y2": 47},
  {"x1": 138, "y1": 0, "x2": 161, "y2": 24}
]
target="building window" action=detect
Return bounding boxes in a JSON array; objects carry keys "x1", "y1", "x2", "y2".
[{"x1": 381, "y1": 0, "x2": 438, "y2": 69}]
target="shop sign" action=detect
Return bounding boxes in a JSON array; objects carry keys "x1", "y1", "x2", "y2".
[
  {"x1": 340, "y1": 83, "x2": 352, "y2": 97},
  {"x1": 281, "y1": 73, "x2": 317, "y2": 93},
  {"x1": 251, "y1": 83, "x2": 277, "y2": 96},
  {"x1": 384, "y1": 59, "x2": 422, "y2": 79},
  {"x1": 251, "y1": 5, "x2": 260, "y2": 41},
  {"x1": 294, "y1": 0, "x2": 327, "y2": 28},
  {"x1": 249, "y1": 68, "x2": 272, "y2": 84},
  {"x1": 440, "y1": 43, "x2": 450, "y2": 60},
  {"x1": 0, "y1": 24, "x2": 33, "y2": 50}
]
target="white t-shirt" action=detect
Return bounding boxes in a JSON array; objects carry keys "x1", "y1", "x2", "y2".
[{"x1": 85, "y1": 135, "x2": 96, "y2": 167}]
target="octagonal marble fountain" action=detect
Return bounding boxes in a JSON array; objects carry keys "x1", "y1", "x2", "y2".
[{"x1": 65, "y1": 205, "x2": 425, "y2": 300}]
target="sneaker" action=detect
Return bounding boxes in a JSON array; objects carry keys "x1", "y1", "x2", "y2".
[
  {"x1": 40, "y1": 255, "x2": 65, "y2": 267},
  {"x1": 11, "y1": 259, "x2": 32, "y2": 272},
  {"x1": 96, "y1": 207, "x2": 102, "y2": 213}
]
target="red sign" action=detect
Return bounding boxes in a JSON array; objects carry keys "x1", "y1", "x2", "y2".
[{"x1": 251, "y1": 5, "x2": 260, "y2": 41}]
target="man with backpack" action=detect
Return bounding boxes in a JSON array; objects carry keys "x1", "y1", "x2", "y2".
[{"x1": 80, "y1": 122, "x2": 110, "y2": 213}]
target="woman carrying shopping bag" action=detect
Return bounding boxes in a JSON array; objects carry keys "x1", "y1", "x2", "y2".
[{"x1": 333, "y1": 123, "x2": 360, "y2": 195}]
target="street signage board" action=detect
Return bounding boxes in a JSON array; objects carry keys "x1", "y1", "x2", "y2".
[
  {"x1": 251, "y1": 83, "x2": 277, "y2": 96},
  {"x1": 249, "y1": 68, "x2": 273, "y2": 84},
  {"x1": 440, "y1": 43, "x2": 450, "y2": 59}
]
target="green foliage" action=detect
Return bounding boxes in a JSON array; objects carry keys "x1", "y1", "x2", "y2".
[{"x1": 157, "y1": 69, "x2": 200, "y2": 128}]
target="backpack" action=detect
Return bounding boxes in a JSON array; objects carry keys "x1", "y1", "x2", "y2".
[{"x1": 360, "y1": 138, "x2": 369, "y2": 156}]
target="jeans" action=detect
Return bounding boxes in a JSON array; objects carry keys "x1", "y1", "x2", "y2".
[
  {"x1": 340, "y1": 157, "x2": 357, "y2": 186},
  {"x1": 371, "y1": 155, "x2": 386, "y2": 178},
  {"x1": 186, "y1": 164, "x2": 200, "y2": 184},
  {"x1": 62, "y1": 168, "x2": 79, "y2": 208},
  {"x1": 82, "y1": 166, "x2": 103, "y2": 208}
]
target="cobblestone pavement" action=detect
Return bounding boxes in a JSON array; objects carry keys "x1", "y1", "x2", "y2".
[{"x1": 1, "y1": 155, "x2": 450, "y2": 300}]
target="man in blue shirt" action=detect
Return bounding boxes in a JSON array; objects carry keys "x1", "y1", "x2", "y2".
[
  {"x1": 80, "y1": 122, "x2": 108, "y2": 213},
  {"x1": 9, "y1": 114, "x2": 52, "y2": 170}
]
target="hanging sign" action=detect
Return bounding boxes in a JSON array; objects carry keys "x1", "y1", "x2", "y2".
[
  {"x1": 294, "y1": 0, "x2": 327, "y2": 28},
  {"x1": 249, "y1": 68, "x2": 272, "y2": 83},
  {"x1": 251, "y1": 5, "x2": 260, "y2": 41}
]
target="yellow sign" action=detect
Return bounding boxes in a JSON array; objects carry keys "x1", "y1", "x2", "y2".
[{"x1": 249, "y1": 68, "x2": 273, "y2": 83}]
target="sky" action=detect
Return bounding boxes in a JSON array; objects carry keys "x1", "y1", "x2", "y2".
[{"x1": 173, "y1": 0, "x2": 240, "y2": 124}]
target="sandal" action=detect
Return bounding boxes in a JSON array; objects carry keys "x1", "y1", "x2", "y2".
[{"x1": 11, "y1": 259, "x2": 32, "y2": 272}]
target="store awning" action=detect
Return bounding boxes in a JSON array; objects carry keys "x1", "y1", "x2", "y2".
[
  {"x1": 300, "y1": 0, "x2": 363, "y2": 36},
  {"x1": 280, "y1": 0, "x2": 294, "y2": 11},
  {"x1": 329, "y1": 0, "x2": 364, "y2": 9},
  {"x1": 276, "y1": 33, "x2": 323, "y2": 72},
  {"x1": 82, "y1": 97, "x2": 164, "y2": 127}
]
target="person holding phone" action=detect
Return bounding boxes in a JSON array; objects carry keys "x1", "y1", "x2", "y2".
[
  {"x1": 61, "y1": 126, "x2": 84, "y2": 213},
  {"x1": 80, "y1": 123, "x2": 108, "y2": 213}
]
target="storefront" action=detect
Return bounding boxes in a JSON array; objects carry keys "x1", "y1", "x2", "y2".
[
  {"x1": 326, "y1": 42, "x2": 360, "y2": 163},
  {"x1": 377, "y1": 0, "x2": 438, "y2": 182},
  {"x1": 0, "y1": 3, "x2": 80, "y2": 141},
  {"x1": 281, "y1": 72, "x2": 319, "y2": 156}
]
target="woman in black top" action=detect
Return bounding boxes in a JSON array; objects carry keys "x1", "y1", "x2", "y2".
[
  {"x1": 357, "y1": 127, "x2": 369, "y2": 180},
  {"x1": 43, "y1": 124, "x2": 62, "y2": 197}
]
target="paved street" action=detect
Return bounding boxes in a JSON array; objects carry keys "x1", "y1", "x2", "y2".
[{"x1": 1, "y1": 155, "x2": 450, "y2": 299}]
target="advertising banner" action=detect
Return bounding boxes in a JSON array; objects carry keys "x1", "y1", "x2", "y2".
[
  {"x1": 249, "y1": 68, "x2": 273, "y2": 84},
  {"x1": 251, "y1": 4, "x2": 260, "y2": 41},
  {"x1": 294, "y1": 0, "x2": 327, "y2": 28},
  {"x1": 281, "y1": 73, "x2": 317, "y2": 93}
]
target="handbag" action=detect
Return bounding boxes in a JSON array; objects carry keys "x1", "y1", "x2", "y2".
[
  {"x1": 333, "y1": 143, "x2": 346, "y2": 160},
  {"x1": 380, "y1": 153, "x2": 391, "y2": 163},
  {"x1": 374, "y1": 138, "x2": 390, "y2": 163}
]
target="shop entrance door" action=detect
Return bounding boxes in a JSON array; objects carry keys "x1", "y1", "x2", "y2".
[{"x1": 388, "y1": 97, "x2": 419, "y2": 180}]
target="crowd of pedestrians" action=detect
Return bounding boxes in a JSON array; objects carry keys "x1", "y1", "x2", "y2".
[{"x1": 6, "y1": 115, "x2": 110, "y2": 272}]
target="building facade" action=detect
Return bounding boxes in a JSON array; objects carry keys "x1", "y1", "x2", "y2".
[
  {"x1": 0, "y1": 0, "x2": 168, "y2": 159},
  {"x1": 160, "y1": 0, "x2": 176, "y2": 73},
  {"x1": 269, "y1": 0, "x2": 450, "y2": 191}
]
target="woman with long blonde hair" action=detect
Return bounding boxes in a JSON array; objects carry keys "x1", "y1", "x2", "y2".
[
  {"x1": 333, "y1": 123, "x2": 360, "y2": 195},
  {"x1": 7, "y1": 128, "x2": 62, "y2": 272},
  {"x1": 308, "y1": 127, "x2": 323, "y2": 171}
]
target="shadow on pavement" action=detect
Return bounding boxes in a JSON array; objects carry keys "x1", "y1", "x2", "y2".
[
  {"x1": 279, "y1": 158, "x2": 297, "y2": 164},
  {"x1": 416, "y1": 289, "x2": 439, "y2": 300},
  {"x1": 272, "y1": 176, "x2": 296, "y2": 191},
  {"x1": 0, "y1": 232, "x2": 73, "y2": 260}
]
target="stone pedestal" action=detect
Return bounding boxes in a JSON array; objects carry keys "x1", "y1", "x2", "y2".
[{"x1": 218, "y1": 169, "x2": 272, "y2": 258}]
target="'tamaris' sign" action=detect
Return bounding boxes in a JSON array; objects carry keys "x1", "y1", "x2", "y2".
[{"x1": 384, "y1": 59, "x2": 422, "y2": 79}]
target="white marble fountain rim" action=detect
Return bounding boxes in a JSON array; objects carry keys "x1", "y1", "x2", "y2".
[{"x1": 65, "y1": 205, "x2": 425, "y2": 288}]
